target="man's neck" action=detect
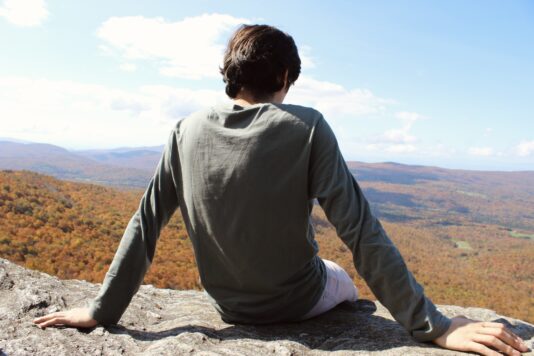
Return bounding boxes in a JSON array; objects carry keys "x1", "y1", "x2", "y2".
[
  {"x1": 233, "y1": 98, "x2": 259, "y2": 107},
  {"x1": 233, "y1": 89, "x2": 285, "y2": 106}
]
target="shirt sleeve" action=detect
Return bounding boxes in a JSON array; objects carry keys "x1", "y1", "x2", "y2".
[
  {"x1": 88, "y1": 127, "x2": 181, "y2": 325},
  {"x1": 308, "y1": 115, "x2": 451, "y2": 342}
]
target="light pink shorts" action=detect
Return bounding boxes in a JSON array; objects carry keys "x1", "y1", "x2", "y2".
[{"x1": 300, "y1": 259, "x2": 359, "y2": 320}]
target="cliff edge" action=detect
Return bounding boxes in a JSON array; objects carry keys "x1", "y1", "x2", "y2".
[{"x1": 0, "y1": 258, "x2": 532, "y2": 355}]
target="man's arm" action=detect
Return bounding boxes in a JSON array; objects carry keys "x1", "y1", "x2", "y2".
[
  {"x1": 308, "y1": 114, "x2": 450, "y2": 342},
  {"x1": 307, "y1": 115, "x2": 529, "y2": 355},
  {"x1": 89, "y1": 127, "x2": 181, "y2": 324},
  {"x1": 34, "y1": 126, "x2": 182, "y2": 328}
]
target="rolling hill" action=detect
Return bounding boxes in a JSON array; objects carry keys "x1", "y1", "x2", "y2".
[
  {"x1": 0, "y1": 141, "x2": 152, "y2": 188},
  {"x1": 347, "y1": 161, "x2": 534, "y2": 231},
  {"x1": 0, "y1": 170, "x2": 532, "y2": 323},
  {"x1": 2, "y1": 139, "x2": 534, "y2": 231},
  {"x1": 75, "y1": 145, "x2": 163, "y2": 171}
]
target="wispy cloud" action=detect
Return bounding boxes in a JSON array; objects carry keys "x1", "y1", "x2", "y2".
[
  {"x1": 97, "y1": 14, "x2": 317, "y2": 79},
  {"x1": 97, "y1": 14, "x2": 250, "y2": 80},
  {"x1": 379, "y1": 111, "x2": 425, "y2": 144},
  {"x1": 119, "y1": 63, "x2": 137, "y2": 72},
  {"x1": 363, "y1": 111, "x2": 425, "y2": 154},
  {"x1": 468, "y1": 146, "x2": 494, "y2": 157},
  {"x1": 298, "y1": 45, "x2": 315, "y2": 69},
  {"x1": 515, "y1": 140, "x2": 534, "y2": 157},
  {"x1": 366, "y1": 143, "x2": 417, "y2": 154},
  {"x1": 0, "y1": 0, "x2": 48, "y2": 27},
  {"x1": 286, "y1": 75, "x2": 393, "y2": 119},
  {"x1": 395, "y1": 111, "x2": 425, "y2": 125},
  {"x1": 0, "y1": 76, "x2": 228, "y2": 148},
  {"x1": 0, "y1": 72, "x2": 396, "y2": 151}
]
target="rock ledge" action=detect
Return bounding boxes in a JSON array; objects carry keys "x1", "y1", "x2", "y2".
[{"x1": 0, "y1": 258, "x2": 532, "y2": 355}]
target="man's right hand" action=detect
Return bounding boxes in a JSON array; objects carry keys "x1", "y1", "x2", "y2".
[
  {"x1": 33, "y1": 307, "x2": 98, "y2": 329},
  {"x1": 432, "y1": 316, "x2": 529, "y2": 355}
]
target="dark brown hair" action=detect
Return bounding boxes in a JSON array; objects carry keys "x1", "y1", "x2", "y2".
[{"x1": 219, "y1": 24, "x2": 301, "y2": 101}]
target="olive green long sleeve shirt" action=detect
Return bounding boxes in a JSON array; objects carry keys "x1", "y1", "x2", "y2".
[{"x1": 88, "y1": 102, "x2": 451, "y2": 342}]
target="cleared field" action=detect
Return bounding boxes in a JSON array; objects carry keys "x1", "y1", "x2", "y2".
[{"x1": 451, "y1": 239, "x2": 473, "y2": 250}]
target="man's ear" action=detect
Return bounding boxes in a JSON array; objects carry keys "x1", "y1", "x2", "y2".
[{"x1": 283, "y1": 69, "x2": 289, "y2": 92}]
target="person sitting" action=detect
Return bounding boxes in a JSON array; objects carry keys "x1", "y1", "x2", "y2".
[{"x1": 34, "y1": 24, "x2": 528, "y2": 356}]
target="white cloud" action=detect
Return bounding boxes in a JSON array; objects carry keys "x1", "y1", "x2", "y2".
[
  {"x1": 119, "y1": 63, "x2": 137, "y2": 72},
  {"x1": 0, "y1": 76, "x2": 228, "y2": 148},
  {"x1": 378, "y1": 111, "x2": 423, "y2": 144},
  {"x1": 286, "y1": 75, "x2": 393, "y2": 119},
  {"x1": 0, "y1": 0, "x2": 48, "y2": 27},
  {"x1": 0, "y1": 74, "x2": 405, "y2": 161},
  {"x1": 97, "y1": 14, "x2": 318, "y2": 79},
  {"x1": 395, "y1": 111, "x2": 425, "y2": 125},
  {"x1": 97, "y1": 14, "x2": 250, "y2": 80},
  {"x1": 379, "y1": 112, "x2": 424, "y2": 144},
  {"x1": 140, "y1": 85, "x2": 225, "y2": 119},
  {"x1": 0, "y1": 72, "x2": 394, "y2": 150},
  {"x1": 366, "y1": 143, "x2": 416, "y2": 154},
  {"x1": 360, "y1": 111, "x2": 425, "y2": 154},
  {"x1": 381, "y1": 129, "x2": 416, "y2": 144},
  {"x1": 298, "y1": 45, "x2": 315, "y2": 69},
  {"x1": 515, "y1": 140, "x2": 534, "y2": 157},
  {"x1": 468, "y1": 146, "x2": 494, "y2": 156}
]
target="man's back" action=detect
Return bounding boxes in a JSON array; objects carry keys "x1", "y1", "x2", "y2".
[{"x1": 176, "y1": 102, "x2": 327, "y2": 323}]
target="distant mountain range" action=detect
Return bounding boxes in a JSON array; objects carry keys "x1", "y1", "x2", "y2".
[
  {"x1": 75, "y1": 145, "x2": 164, "y2": 171},
  {"x1": 1, "y1": 139, "x2": 534, "y2": 231},
  {"x1": 0, "y1": 137, "x2": 32, "y2": 144},
  {"x1": 347, "y1": 160, "x2": 534, "y2": 231},
  {"x1": 0, "y1": 140, "x2": 160, "y2": 187}
]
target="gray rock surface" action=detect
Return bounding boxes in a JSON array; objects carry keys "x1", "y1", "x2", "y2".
[{"x1": 0, "y1": 258, "x2": 532, "y2": 355}]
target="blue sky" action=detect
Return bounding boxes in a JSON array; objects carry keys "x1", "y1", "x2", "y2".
[{"x1": 1, "y1": 0, "x2": 533, "y2": 170}]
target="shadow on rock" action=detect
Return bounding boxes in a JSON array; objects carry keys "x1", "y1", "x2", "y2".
[
  {"x1": 107, "y1": 299, "x2": 438, "y2": 353},
  {"x1": 493, "y1": 317, "x2": 534, "y2": 344}
]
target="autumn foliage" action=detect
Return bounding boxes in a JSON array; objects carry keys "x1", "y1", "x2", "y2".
[{"x1": 0, "y1": 170, "x2": 532, "y2": 323}]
